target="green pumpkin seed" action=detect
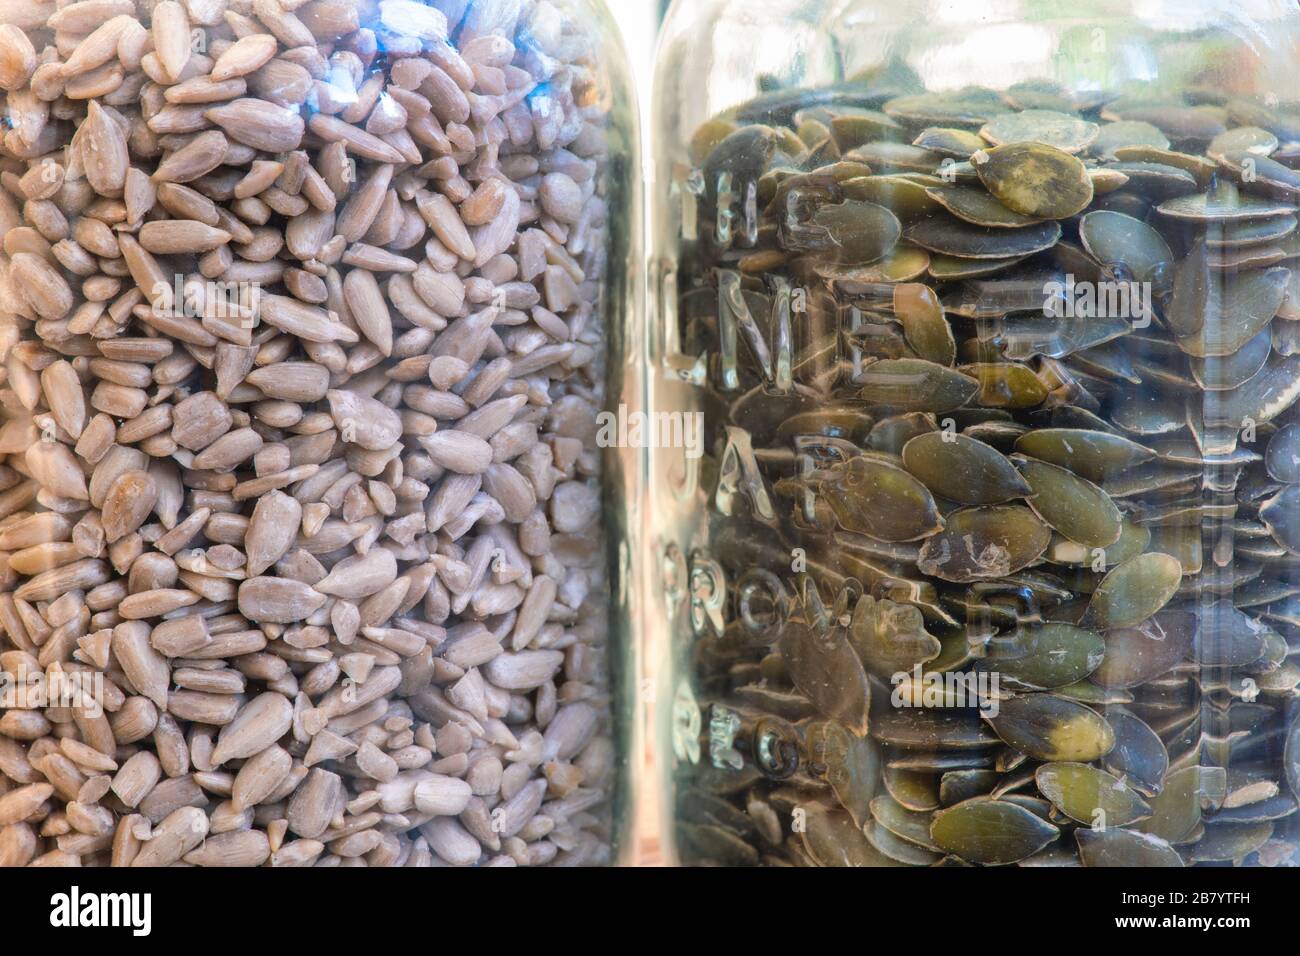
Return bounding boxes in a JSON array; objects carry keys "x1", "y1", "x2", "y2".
[
  {"x1": 1266, "y1": 423, "x2": 1300, "y2": 483},
  {"x1": 850, "y1": 141, "x2": 945, "y2": 174},
  {"x1": 871, "y1": 709, "x2": 1001, "y2": 750},
  {"x1": 787, "y1": 199, "x2": 902, "y2": 264},
  {"x1": 864, "y1": 818, "x2": 944, "y2": 865},
  {"x1": 883, "y1": 766, "x2": 941, "y2": 812},
  {"x1": 939, "y1": 770, "x2": 1000, "y2": 807},
  {"x1": 1092, "y1": 121, "x2": 1171, "y2": 160},
  {"x1": 1136, "y1": 765, "x2": 1227, "y2": 843},
  {"x1": 1284, "y1": 713, "x2": 1300, "y2": 802},
  {"x1": 1187, "y1": 822, "x2": 1274, "y2": 863},
  {"x1": 1203, "y1": 213, "x2": 1297, "y2": 248},
  {"x1": 815, "y1": 246, "x2": 932, "y2": 283},
  {"x1": 1260, "y1": 483, "x2": 1300, "y2": 555},
  {"x1": 1218, "y1": 150, "x2": 1300, "y2": 200},
  {"x1": 891, "y1": 282, "x2": 956, "y2": 365},
  {"x1": 929, "y1": 797, "x2": 1060, "y2": 865},
  {"x1": 1105, "y1": 161, "x2": 1200, "y2": 199},
  {"x1": 869, "y1": 794, "x2": 941, "y2": 851},
  {"x1": 1111, "y1": 145, "x2": 1218, "y2": 186},
  {"x1": 806, "y1": 720, "x2": 881, "y2": 828},
  {"x1": 928, "y1": 253, "x2": 1031, "y2": 280},
  {"x1": 963, "y1": 363, "x2": 1050, "y2": 409},
  {"x1": 702, "y1": 125, "x2": 782, "y2": 206},
  {"x1": 778, "y1": 604, "x2": 871, "y2": 735},
  {"x1": 1015, "y1": 456, "x2": 1122, "y2": 548},
  {"x1": 980, "y1": 109, "x2": 1099, "y2": 153},
  {"x1": 1076, "y1": 828, "x2": 1184, "y2": 866},
  {"x1": 1190, "y1": 326, "x2": 1273, "y2": 390},
  {"x1": 987, "y1": 694, "x2": 1115, "y2": 762},
  {"x1": 1078, "y1": 210, "x2": 1174, "y2": 282},
  {"x1": 906, "y1": 217, "x2": 1062, "y2": 259},
  {"x1": 1110, "y1": 391, "x2": 1186, "y2": 435},
  {"x1": 1103, "y1": 710, "x2": 1170, "y2": 797},
  {"x1": 1198, "y1": 601, "x2": 1271, "y2": 667},
  {"x1": 848, "y1": 594, "x2": 941, "y2": 679},
  {"x1": 1082, "y1": 553, "x2": 1183, "y2": 629},
  {"x1": 1105, "y1": 103, "x2": 1227, "y2": 142},
  {"x1": 858, "y1": 358, "x2": 980, "y2": 413},
  {"x1": 1090, "y1": 610, "x2": 1198, "y2": 689},
  {"x1": 689, "y1": 116, "x2": 740, "y2": 164},
  {"x1": 975, "y1": 623, "x2": 1105, "y2": 690},
  {"x1": 884, "y1": 90, "x2": 1011, "y2": 129},
  {"x1": 1201, "y1": 357, "x2": 1300, "y2": 438},
  {"x1": 925, "y1": 185, "x2": 1045, "y2": 228},
  {"x1": 865, "y1": 413, "x2": 937, "y2": 455},
  {"x1": 993, "y1": 314, "x2": 1132, "y2": 362},
  {"x1": 817, "y1": 455, "x2": 943, "y2": 542},
  {"x1": 1158, "y1": 180, "x2": 1297, "y2": 221},
  {"x1": 1035, "y1": 762, "x2": 1152, "y2": 826},
  {"x1": 901, "y1": 432, "x2": 1031, "y2": 505},
  {"x1": 1208, "y1": 126, "x2": 1279, "y2": 162},
  {"x1": 1014, "y1": 429, "x2": 1157, "y2": 484},
  {"x1": 913, "y1": 126, "x2": 986, "y2": 158},
  {"x1": 1047, "y1": 516, "x2": 1151, "y2": 568},
  {"x1": 917, "y1": 504, "x2": 1051, "y2": 583},
  {"x1": 827, "y1": 109, "x2": 905, "y2": 151},
  {"x1": 974, "y1": 142, "x2": 1094, "y2": 219},
  {"x1": 801, "y1": 807, "x2": 902, "y2": 867},
  {"x1": 1174, "y1": 267, "x2": 1290, "y2": 358},
  {"x1": 839, "y1": 174, "x2": 944, "y2": 219}
]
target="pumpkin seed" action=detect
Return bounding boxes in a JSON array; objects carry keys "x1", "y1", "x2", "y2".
[
  {"x1": 974, "y1": 142, "x2": 1094, "y2": 218},
  {"x1": 1014, "y1": 429, "x2": 1157, "y2": 484},
  {"x1": 975, "y1": 623, "x2": 1105, "y2": 690},
  {"x1": 930, "y1": 797, "x2": 1060, "y2": 865},
  {"x1": 1103, "y1": 710, "x2": 1170, "y2": 797},
  {"x1": 981, "y1": 110, "x2": 1100, "y2": 154},
  {"x1": 902, "y1": 432, "x2": 1031, "y2": 505},
  {"x1": 1015, "y1": 456, "x2": 1122, "y2": 548},
  {"x1": 1082, "y1": 553, "x2": 1183, "y2": 629},
  {"x1": 1036, "y1": 762, "x2": 1152, "y2": 825},
  {"x1": 906, "y1": 217, "x2": 1063, "y2": 259},
  {"x1": 1092, "y1": 121, "x2": 1171, "y2": 159},
  {"x1": 926, "y1": 185, "x2": 1044, "y2": 228},
  {"x1": 1078, "y1": 210, "x2": 1174, "y2": 282},
  {"x1": 806, "y1": 720, "x2": 880, "y2": 827},
  {"x1": 817, "y1": 455, "x2": 943, "y2": 542},
  {"x1": 1076, "y1": 828, "x2": 1184, "y2": 867},
  {"x1": 917, "y1": 504, "x2": 1052, "y2": 583},
  {"x1": 987, "y1": 694, "x2": 1116, "y2": 762},
  {"x1": 858, "y1": 358, "x2": 980, "y2": 412}
]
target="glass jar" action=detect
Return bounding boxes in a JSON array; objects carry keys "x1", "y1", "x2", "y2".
[
  {"x1": 649, "y1": 0, "x2": 1300, "y2": 866},
  {"x1": 0, "y1": 0, "x2": 638, "y2": 867}
]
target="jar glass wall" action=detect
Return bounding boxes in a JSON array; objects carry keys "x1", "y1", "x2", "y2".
[
  {"x1": 649, "y1": 0, "x2": 1300, "y2": 866},
  {"x1": 0, "y1": 0, "x2": 639, "y2": 867}
]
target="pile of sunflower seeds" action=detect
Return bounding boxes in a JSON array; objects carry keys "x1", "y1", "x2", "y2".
[
  {"x1": 672, "y1": 80, "x2": 1300, "y2": 866},
  {"x1": 0, "y1": 0, "x2": 615, "y2": 867}
]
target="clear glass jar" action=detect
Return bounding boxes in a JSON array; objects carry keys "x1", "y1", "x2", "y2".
[
  {"x1": 0, "y1": 0, "x2": 638, "y2": 867},
  {"x1": 649, "y1": 0, "x2": 1300, "y2": 866}
]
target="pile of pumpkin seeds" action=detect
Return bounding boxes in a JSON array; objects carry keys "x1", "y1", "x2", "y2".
[{"x1": 673, "y1": 80, "x2": 1300, "y2": 866}]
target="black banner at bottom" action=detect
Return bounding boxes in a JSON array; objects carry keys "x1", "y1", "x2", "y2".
[{"x1": 3, "y1": 863, "x2": 1281, "y2": 944}]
